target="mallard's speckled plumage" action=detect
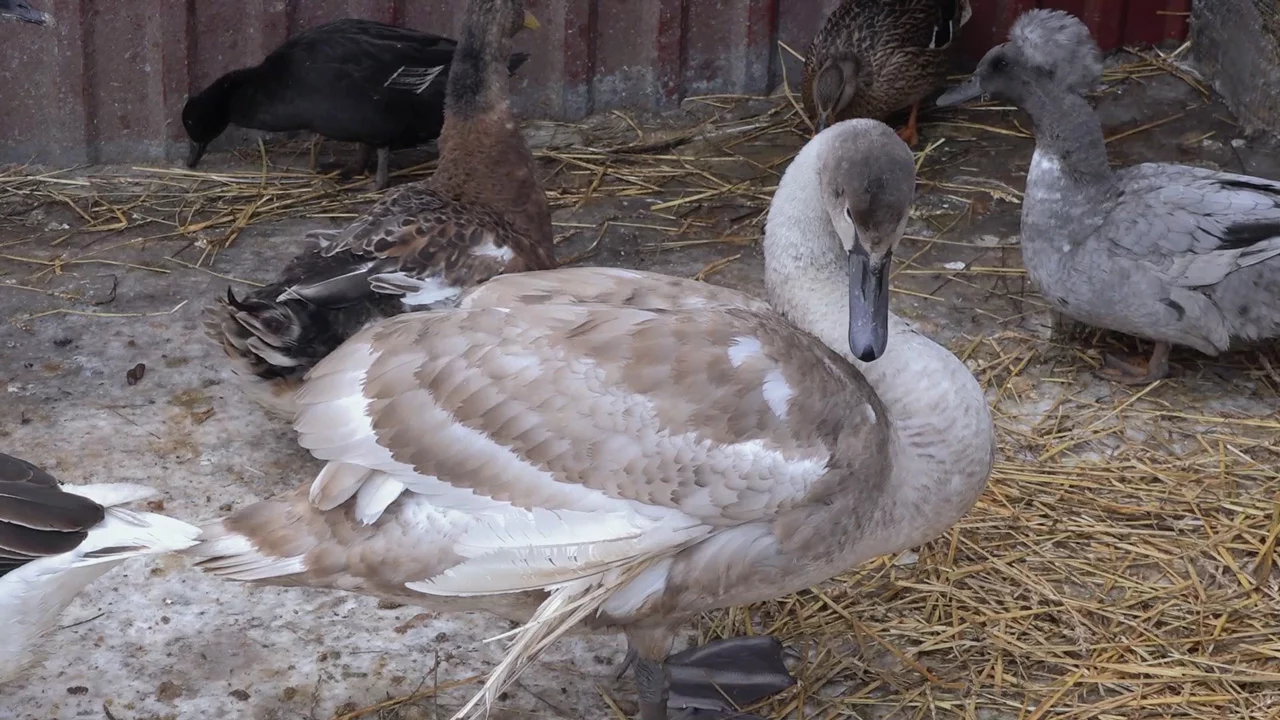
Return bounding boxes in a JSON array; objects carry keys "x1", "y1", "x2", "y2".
[
  {"x1": 802, "y1": 0, "x2": 971, "y2": 145},
  {"x1": 205, "y1": 0, "x2": 554, "y2": 419}
]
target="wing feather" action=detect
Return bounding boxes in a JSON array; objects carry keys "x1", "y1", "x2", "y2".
[
  {"x1": 294, "y1": 301, "x2": 882, "y2": 570},
  {"x1": 1111, "y1": 164, "x2": 1280, "y2": 286},
  {"x1": 458, "y1": 266, "x2": 771, "y2": 313}
]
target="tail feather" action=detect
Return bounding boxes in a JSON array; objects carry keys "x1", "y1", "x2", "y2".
[
  {"x1": 189, "y1": 520, "x2": 310, "y2": 582},
  {"x1": 186, "y1": 494, "x2": 320, "y2": 584},
  {"x1": 0, "y1": 484, "x2": 200, "y2": 682},
  {"x1": 74, "y1": 506, "x2": 201, "y2": 563},
  {"x1": 447, "y1": 569, "x2": 642, "y2": 720},
  {"x1": 59, "y1": 482, "x2": 157, "y2": 508},
  {"x1": 204, "y1": 278, "x2": 391, "y2": 418}
]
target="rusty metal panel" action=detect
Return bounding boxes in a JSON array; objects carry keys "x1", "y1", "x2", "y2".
[{"x1": 0, "y1": 0, "x2": 1189, "y2": 166}]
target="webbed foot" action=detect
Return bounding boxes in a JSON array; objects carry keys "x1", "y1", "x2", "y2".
[
  {"x1": 1097, "y1": 342, "x2": 1171, "y2": 385},
  {"x1": 664, "y1": 636, "x2": 795, "y2": 719}
]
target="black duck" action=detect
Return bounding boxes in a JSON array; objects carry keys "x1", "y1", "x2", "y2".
[{"x1": 181, "y1": 17, "x2": 536, "y2": 189}]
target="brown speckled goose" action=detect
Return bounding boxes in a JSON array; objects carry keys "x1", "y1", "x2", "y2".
[
  {"x1": 0, "y1": 453, "x2": 199, "y2": 683},
  {"x1": 189, "y1": 119, "x2": 994, "y2": 720},
  {"x1": 205, "y1": 0, "x2": 555, "y2": 418}
]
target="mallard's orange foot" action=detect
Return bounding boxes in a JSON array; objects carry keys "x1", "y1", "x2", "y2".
[
  {"x1": 1096, "y1": 342, "x2": 1171, "y2": 385},
  {"x1": 896, "y1": 124, "x2": 920, "y2": 147}
]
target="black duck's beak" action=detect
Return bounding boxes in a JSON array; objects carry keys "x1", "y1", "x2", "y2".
[
  {"x1": 848, "y1": 242, "x2": 890, "y2": 362},
  {"x1": 186, "y1": 141, "x2": 208, "y2": 168},
  {"x1": 4, "y1": 1, "x2": 53, "y2": 25},
  {"x1": 936, "y1": 75, "x2": 983, "y2": 107},
  {"x1": 522, "y1": 10, "x2": 540, "y2": 30}
]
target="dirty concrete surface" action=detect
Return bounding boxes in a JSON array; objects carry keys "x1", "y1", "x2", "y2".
[{"x1": 2, "y1": 61, "x2": 1279, "y2": 720}]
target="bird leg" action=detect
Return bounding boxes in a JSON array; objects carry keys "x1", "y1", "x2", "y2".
[
  {"x1": 896, "y1": 101, "x2": 921, "y2": 147},
  {"x1": 627, "y1": 628, "x2": 675, "y2": 720},
  {"x1": 1098, "y1": 342, "x2": 1171, "y2": 385},
  {"x1": 373, "y1": 147, "x2": 391, "y2": 190},
  {"x1": 344, "y1": 143, "x2": 374, "y2": 178},
  {"x1": 1048, "y1": 310, "x2": 1084, "y2": 343},
  {"x1": 318, "y1": 143, "x2": 373, "y2": 180},
  {"x1": 308, "y1": 133, "x2": 322, "y2": 173},
  {"x1": 664, "y1": 636, "x2": 795, "y2": 720},
  {"x1": 634, "y1": 655, "x2": 671, "y2": 720}
]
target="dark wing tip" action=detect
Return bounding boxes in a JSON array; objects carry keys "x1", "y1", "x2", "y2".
[{"x1": 0, "y1": 456, "x2": 105, "y2": 573}]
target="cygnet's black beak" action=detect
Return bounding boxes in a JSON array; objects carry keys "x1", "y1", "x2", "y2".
[
  {"x1": 848, "y1": 242, "x2": 890, "y2": 362},
  {"x1": 936, "y1": 75, "x2": 983, "y2": 107},
  {"x1": 3, "y1": 0, "x2": 53, "y2": 25},
  {"x1": 186, "y1": 141, "x2": 209, "y2": 169}
]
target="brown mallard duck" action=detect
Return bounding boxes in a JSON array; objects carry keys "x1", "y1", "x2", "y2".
[
  {"x1": 802, "y1": 0, "x2": 972, "y2": 146},
  {"x1": 204, "y1": 0, "x2": 555, "y2": 419}
]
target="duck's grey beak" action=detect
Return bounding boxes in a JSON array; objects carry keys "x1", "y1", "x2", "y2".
[
  {"x1": 848, "y1": 242, "x2": 890, "y2": 362},
  {"x1": 4, "y1": 1, "x2": 52, "y2": 24},
  {"x1": 815, "y1": 113, "x2": 829, "y2": 133},
  {"x1": 186, "y1": 141, "x2": 208, "y2": 168},
  {"x1": 936, "y1": 75, "x2": 983, "y2": 107}
]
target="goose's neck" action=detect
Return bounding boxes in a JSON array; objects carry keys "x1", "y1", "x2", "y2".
[
  {"x1": 1017, "y1": 83, "x2": 1115, "y2": 250},
  {"x1": 1020, "y1": 83, "x2": 1113, "y2": 182},
  {"x1": 764, "y1": 135, "x2": 994, "y2": 554}
]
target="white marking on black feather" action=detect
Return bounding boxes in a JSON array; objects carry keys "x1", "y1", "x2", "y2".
[{"x1": 384, "y1": 65, "x2": 447, "y2": 94}]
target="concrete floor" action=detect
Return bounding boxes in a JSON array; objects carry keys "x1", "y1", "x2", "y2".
[{"x1": 2, "y1": 66, "x2": 1279, "y2": 719}]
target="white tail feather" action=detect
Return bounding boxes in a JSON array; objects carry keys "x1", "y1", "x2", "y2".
[
  {"x1": 0, "y1": 485, "x2": 200, "y2": 682},
  {"x1": 186, "y1": 522, "x2": 310, "y2": 582},
  {"x1": 58, "y1": 482, "x2": 157, "y2": 508},
  {"x1": 444, "y1": 573, "x2": 632, "y2": 720}
]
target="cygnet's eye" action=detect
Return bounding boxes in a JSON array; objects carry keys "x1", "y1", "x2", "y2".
[
  {"x1": 992, "y1": 56, "x2": 1009, "y2": 72},
  {"x1": 844, "y1": 206, "x2": 853, "y2": 223}
]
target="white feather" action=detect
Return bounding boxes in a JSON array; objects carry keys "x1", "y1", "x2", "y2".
[
  {"x1": 383, "y1": 64, "x2": 446, "y2": 94},
  {"x1": 761, "y1": 367, "x2": 793, "y2": 420},
  {"x1": 186, "y1": 526, "x2": 310, "y2": 581},
  {"x1": 353, "y1": 474, "x2": 406, "y2": 525},
  {"x1": 726, "y1": 335, "x2": 763, "y2": 367},
  {"x1": 471, "y1": 242, "x2": 515, "y2": 262},
  {"x1": 598, "y1": 557, "x2": 673, "y2": 618},
  {"x1": 409, "y1": 514, "x2": 703, "y2": 596},
  {"x1": 367, "y1": 272, "x2": 463, "y2": 307},
  {"x1": 0, "y1": 488, "x2": 200, "y2": 683}
]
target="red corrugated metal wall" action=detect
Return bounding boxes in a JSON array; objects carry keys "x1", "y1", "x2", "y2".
[
  {"x1": 961, "y1": 0, "x2": 1190, "y2": 62},
  {"x1": 0, "y1": 0, "x2": 1188, "y2": 166}
]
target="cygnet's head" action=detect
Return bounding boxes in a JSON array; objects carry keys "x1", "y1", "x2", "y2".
[
  {"x1": 935, "y1": 9, "x2": 1103, "y2": 108},
  {"x1": 816, "y1": 119, "x2": 916, "y2": 363}
]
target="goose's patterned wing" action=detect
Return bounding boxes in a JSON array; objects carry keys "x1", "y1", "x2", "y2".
[
  {"x1": 279, "y1": 186, "x2": 554, "y2": 309},
  {"x1": 0, "y1": 454, "x2": 104, "y2": 575},
  {"x1": 1108, "y1": 164, "x2": 1280, "y2": 287},
  {"x1": 291, "y1": 302, "x2": 888, "y2": 595}
]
